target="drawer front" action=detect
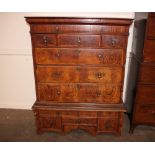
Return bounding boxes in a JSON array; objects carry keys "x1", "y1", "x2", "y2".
[
  {"x1": 135, "y1": 104, "x2": 155, "y2": 124},
  {"x1": 39, "y1": 112, "x2": 61, "y2": 131},
  {"x1": 36, "y1": 66, "x2": 122, "y2": 83},
  {"x1": 136, "y1": 85, "x2": 155, "y2": 104},
  {"x1": 147, "y1": 16, "x2": 155, "y2": 38},
  {"x1": 35, "y1": 48, "x2": 123, "y2": 65},
  {"x1": 58, "y1": 34, "x2": 100, "y2": 47},
  {"x1": 78, "y1": 84, "x2": 121, "y2": 103},
  {"x1": 97, "y1": 117, "x2": 118, "y2": 132},
  {"x1": 138, "y1": 65, "x2": 155, "y2": 83},
  {"x1": 101, "y1": 35, "x2": 125, "y2": 48},
  {"x1": 32, "y1": 34, "x2": 57, "y2": 47},
  {"x1": 37, "y1": 83, "x2": 121, "y2": 103},
  {"x1": 143, "y1": 40, "x2": 155, "y2": 62},
  {"x1": 31, "y1": 24, "x2": 129, "y2": 34},
  {"x1": 37, "y1": 83, "x2": 78, "y2": 102}
]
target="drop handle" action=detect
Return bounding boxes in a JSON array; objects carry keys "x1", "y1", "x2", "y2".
[
  {"x1": 96, "y1": 92, "x2": 101, "y2": 97},
  {"x1": 98, "y1": 54, "x2": 103, "y2": 58},
  {"x1": 55, "y1": 26, "x2": 59, "y2": 32},
  {"x1": 57, "y1": 91, "x2": 61, "y2": 95},
  {"x1": 42, "y1": 36, "x2": 48, "y2": 46},
  {"x1": 151, "y1": 111, "x2": 155, "y2": 114},
  {"x1": 95, "y1": 72, "x2": 105, "y2": 78},
  {"x1": 111, "y1": 38, "x2": 116, "y2": 46},
  {"x1": 77, "y1": 36, "x2": 81, "y2": 44}
]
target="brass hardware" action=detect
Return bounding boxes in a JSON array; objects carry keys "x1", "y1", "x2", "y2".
[
  {"x1": 95, "y1": 72, "x2": 105, "y2": 78},
  {"x1": 57, "y1": 91, "x2": 61, "y2": 95},
  {"x1": 56, "y1": 50, "x2": 61, "y2": 57},
  {"x1": 98, "y1": 54, "x2": 103, "y2": 58},
  {"x1": 111, "y1": 38, "x2": 116, "y2": 46},
  {"x1": 77, "y1": 36, "x2": 81, "y2": 44},
  {"x1": 151, "y1": 111, "x2": 155, "y2": 114},
  {"x1": 43, "y1": 36, "x2": 48, "y2": 46},
  {"x1": 55, "y1": 26, "x2": 59, "y2": 32},
  {"x1": 96, "y1": 92, "x2": 101, "y2": 97}
]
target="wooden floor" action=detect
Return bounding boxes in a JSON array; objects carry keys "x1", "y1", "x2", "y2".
[{"x1": 0, "y1": 109, "x2": 155, "y2": 142}]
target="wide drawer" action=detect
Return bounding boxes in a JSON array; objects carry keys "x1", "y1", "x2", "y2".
[
  {"x1": 134, "y1": 104, "x2": 155, "y2": 124},
  {"x1": 31, "y1": 24, "x2": 129, "y2": 34},
  {"x1": 101, "y1": 35, "x2": 126, "y2": 49},
  {"x1": 135, "y1": 84, "x2": 155, "y2": 104},
  {"x1": 138, "y1": 65, "x2": 155, "y2": 83},
  {"x1": 58, "y1": 34, "x2": 100, "y2": 48},
  {"x1": 37, "y1": 83, "x2": 121, "y2": 103},
  {"x1": 35, "y1": 48, "x2": 123, "y2": 65},
  {"x1": 36, "y1": 66, "x2": 122, "y2": 83}
]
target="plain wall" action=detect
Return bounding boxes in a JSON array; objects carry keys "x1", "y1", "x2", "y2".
[{"x1": 0, "y1": 12, "x2": 135, "y2": 109}]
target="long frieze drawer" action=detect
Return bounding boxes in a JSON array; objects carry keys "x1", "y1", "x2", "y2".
[
  {"x1": 134, "y1": 104, "x2": 155, "y2": 124},
  {"x1": 37, "y1": 83, "x2": 121, "y2": 103},
  {"x1": 58, "y1": 34, "x2": 100, "y2": 48},
  {"x1": 30, "y1": 24, "x2": 129, "y2": 34},
  {"x1": 143, "y1": 40, "x2": 155, "y2": 62},
  {"x1": 36, "y1": 66, "x2": 122, "y2": 83},
  {"x1": 101, "y1": 35, "x2": 126, "y2": 48},
  {"x1": 138, "y1": 65, "x2": 155, "y2": 83},
  {"x1": 35, "y1": 48, "x2": 123, "y2": 65},
  {"x1": 135, "y1": 85, "x2": 155, "y2": 104}
]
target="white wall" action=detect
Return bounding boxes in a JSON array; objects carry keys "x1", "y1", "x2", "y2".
[{"x1": 0, "y1": 12, "x2": 135, "y2": 109}]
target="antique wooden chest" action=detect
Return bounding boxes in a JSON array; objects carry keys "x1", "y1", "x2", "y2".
[{"x1": 26, "y1": 17, "x2": 132, "y2": 136}]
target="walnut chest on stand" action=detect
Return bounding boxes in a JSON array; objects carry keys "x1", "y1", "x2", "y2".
[{"x1": 26, "y1": 17, "x2": 132, "y2": 136}]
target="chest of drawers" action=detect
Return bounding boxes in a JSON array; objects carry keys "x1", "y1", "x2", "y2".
[
  {"x1": 26, "y1": 17, "x2": 132, "y2": 136},
  {"x1": 130, "y1": 13, "x2": 155, "y2": 133}
]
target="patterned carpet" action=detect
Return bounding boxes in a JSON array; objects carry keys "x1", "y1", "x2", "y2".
[{"x1": 0, "y1": 109, "x2": 155, "y2": 142}]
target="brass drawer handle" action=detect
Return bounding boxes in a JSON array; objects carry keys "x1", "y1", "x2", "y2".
[
  {"x1": 96, "y1": 92, "x2": 101, "y2": 97},
  {"x1": 55, "y1": 26, "x2": 59, "y2": 32},
  {"x1": 95, "y1": 72, "x2": 105, "y2": 78},
  {"x1": 111, "y1": 38, "x2": 116, "y2": 46},
  {"x1": 151, "y1": 111, "x2": 155, "y2": 114},
  {"x1": 57, "y1": 91, "x2": 61, "y2": 95},
  {"x1": 56, "y1": 50, "x2": 61, "y2": 58},
  {"x1": 98, "y1": 54, "x2": 103, "y2": 58},
  {"x1": 76, "y1": 66, "x2": 81, "y2": 71},
  {"x1": 77, "y1": 84, "x2": 81, "y2": 89},
  {"x1": 77, "y1": 36, "x2": 81, "y2": 44},
  {"x1": 43, "y1": 36, "x2": 48, "y2": 46}
]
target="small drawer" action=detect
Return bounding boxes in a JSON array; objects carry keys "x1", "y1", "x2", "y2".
[
  {"x1": 61, "y1": 111, "x2": 78, "y2": 117},
  {"x1": 58, "y1": 34, "x2": 100, "y2": 48},
  {"x1": 135, "y1": 104, "x2": 155, "y2": 123},
  {"x1": 39, "y1": 110, "x2": 58, "y2": 116},
  {"x1": 97, "y1": 117, "x2": 118, "y2": 132},
  {"x1": 32, "y1": 34, "x2": 57, "y2": 47},
  {"x1": 101, "y1": 35, "x2": 125, "y2": 49}
]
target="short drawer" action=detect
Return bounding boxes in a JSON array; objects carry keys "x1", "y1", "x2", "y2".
[
  {"x1": 135, "y1": 104, "x2": 155, "y2": 124},
  {"x1": 97, "y1": 117, "x2": 119, "y2": 133},
  {"x1": 36, "y1": 66, "x2": 122, "y2": 83},
  {"x1": 135, "y1": 84, "x2": 155, "y2": 104},
  {"x1": 35, "y1": 48, "x2": 123, "y2": 65},
  {"x1": 101, "y1": 35, "x2": 126, "y2": 49},
  {"x1": 138, "y1": 65, "x2": 155, "y2": 83},
  {"x1": 98, "y1": 111, "x2": 118, "y2": 118},
  {"x1": 58, "y1": 34, "x2": 101, "y2": 48},
  {"x1": 32, "y1": 34, "x2": 57, "y2": 47}
]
